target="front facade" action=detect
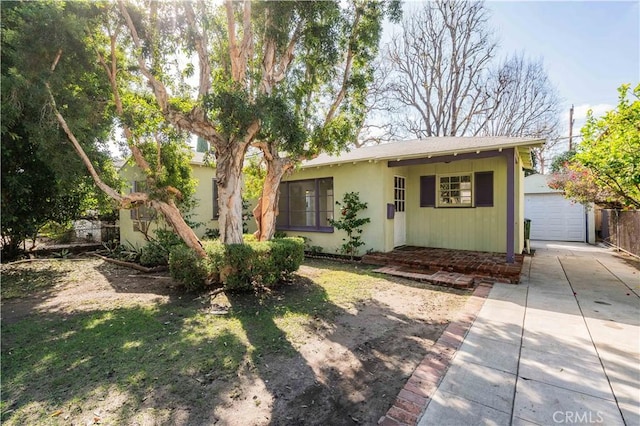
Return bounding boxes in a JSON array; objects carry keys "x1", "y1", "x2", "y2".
[{"x1": 278, "y1": 137, "x2": 544, "y2": 262}]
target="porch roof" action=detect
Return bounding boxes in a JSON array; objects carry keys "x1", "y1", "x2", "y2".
[{"x1": 301, "y1": 137, "x2": 545, "y2": 169}]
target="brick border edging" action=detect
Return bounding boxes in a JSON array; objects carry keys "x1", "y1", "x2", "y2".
[{"x1": 378, "y1": 283, "x2": 493, "y2": 426}]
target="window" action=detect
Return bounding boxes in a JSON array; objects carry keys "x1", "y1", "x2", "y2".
[
  {"x1": 439, "y1": 174, "x2": 472, "y2": 206},
  {"x1": 130, "y1": 181, "x2": 155, "y2": 233},
  {"x1": 394, "y1": 176, "x2": 406, "y2": 212},
  {"x1": 212, "y1": 178, "x2": 219, "y2": 219},
  {"x1": 277, "y1": 178, "x2": 334, "y2": 231},
  {"x1": 420, "y1": 172, "x2": 494, "y2": 208}
]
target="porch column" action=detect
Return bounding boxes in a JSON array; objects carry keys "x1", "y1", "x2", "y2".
[{"x1": 506, "y1": 148, "x2": 515, "y2": 263}]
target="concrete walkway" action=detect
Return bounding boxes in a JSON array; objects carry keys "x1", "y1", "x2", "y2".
[{"x1": 417, "y1": 241, "x2": 640, "y2": 426}]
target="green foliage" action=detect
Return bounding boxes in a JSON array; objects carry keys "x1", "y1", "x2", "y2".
[
  {"x1": 134, "y1": 140, "x2": 196, "y2": 205},
  {"x1": 243, "y1": 156, "x2": 267, "y2": 201},
  {"x1": 572, "y1": 84, "x2": 640, "y2": 208},
  {"x1": 0, "y1": 1, "x2": 119, "y2": 259},
  {"x1": 550, "y1": 85, "x2": 640, "y2": 209},
  {"x1": 242, "y1": 198, "x2": 252, "y2": 234},
  {"x1": 140, "y1": 229, "x2": 185, "y2": 267},
  {"x1": 222, "y1": 238, "x2": 305, "y2": 292},
  {"x1": 204, "y1": 84, "x2": 257, "y2": 140},
  {"x1": 203, "y1": 228, "x2": 221, "y2": 240},
  {"x1": 273, "y1": 231, "x2": 288, "y2": 239},
  {"x1": 168, "y1": 238, "x2": 304, "y2": 292},
  {"x1": 550, "y1": 150, "x2": 576, "y2": 174},
  {"x1": 168, "y1": 245, "x2": 212, "y2": 292},
  {"x1": 328, "y1": 192, "x2": 371, "y2": 260}
]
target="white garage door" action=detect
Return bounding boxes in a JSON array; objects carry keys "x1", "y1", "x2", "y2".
[{"x1": 525, "y1": 193, "x2": 585, "y2": 241}]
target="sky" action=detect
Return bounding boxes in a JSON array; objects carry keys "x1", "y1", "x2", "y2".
[{"x1": 487, "y1": 0, "x2": 639, "y2": 142}]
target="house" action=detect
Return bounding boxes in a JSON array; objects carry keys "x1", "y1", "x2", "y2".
[
  {"x1": 276, "y1": 137, "x2": 545, "y2": 263},
  {"x1": 524, "y1": 173, "x2": 595, "y2": 243},
  {"x1": 119, "y1": 152, "x2": 226, "y2": 248}
]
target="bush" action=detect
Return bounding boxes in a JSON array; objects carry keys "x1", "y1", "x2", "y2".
[
  {"x1": 168, "y1": 245, "x2": 211, "y2": 292},
  {"x1": 223, "y1": 237, "x2": 305, "y2": 291},
  {"x1": 140, "y1": 230, "x2": 184, "y2": 267},
  {"x1": 167, "y1": 237, "x2": 305, "y2": 293},
  {"x1": 270, "y1": 238, "x2": 305, "y2": 280},
  {"x1": 203, "y1": 227, "x2": 220, "y2": 240}
]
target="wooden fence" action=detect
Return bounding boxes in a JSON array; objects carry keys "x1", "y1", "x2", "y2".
[{"x1": 600, "y1": 209, "x2": 640, "y2": 257}]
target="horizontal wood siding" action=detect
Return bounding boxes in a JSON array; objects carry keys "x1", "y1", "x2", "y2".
[{"x1": 405, "y1": 157, "x2": 508, "y2": 253}]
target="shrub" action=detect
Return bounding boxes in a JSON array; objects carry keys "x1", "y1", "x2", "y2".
[
  {"x1": 203, "y1": 227, "x2": 220, "y2": 240},
  {"x1": 270, "y1": 238, "x2": 305, "y2": 280},
  {"x1": 168, "y1": 237, "x2": 305, "y2": 293},
  {"x1": 168, "y1": 245, "x2": 211, "y2": 292},
  {"x1": 328, "y1": 192, "x2": 371, "y2": 261},
  {"x1": 140, "y1": 229, "x2": 184, "y2": 266}
]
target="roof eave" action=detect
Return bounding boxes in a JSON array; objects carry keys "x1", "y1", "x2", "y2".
[{"x1": 301, "y1": 139, "x2": 546, "y2": 169}]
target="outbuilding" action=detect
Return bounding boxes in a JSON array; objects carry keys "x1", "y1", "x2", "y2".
[{"x1": 524, "y1": 173, "x2": 595, "y2": 243}]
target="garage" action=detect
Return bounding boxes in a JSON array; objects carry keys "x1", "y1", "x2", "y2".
[{"x1": 524, "y1": 174, "x2": 593, "y2": 242}]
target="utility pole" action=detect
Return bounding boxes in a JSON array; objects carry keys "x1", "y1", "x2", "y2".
[{"x1": 568, "y1": 104, "x2": 575, "y2": 151}]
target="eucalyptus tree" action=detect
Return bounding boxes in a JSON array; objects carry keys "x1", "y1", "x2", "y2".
[
  {"x1": 250, "y1": 0, "x2": 401, "y2": 240},
  {"x1": 45, "y1": 0, "x2": 399, "y2": 250},
  {"x1": 114, "y1": 0, "x2": 399, "y2": 242}
]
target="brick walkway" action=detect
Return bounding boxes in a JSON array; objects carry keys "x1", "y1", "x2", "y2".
[
  {"x1": 372, "y1": 266, "x2": 475, "y2": 289},
  {"x1": 363, "y1": 246, "x2": 524, "y2": 284},
  {"x1": 378, "y1": 283, "x2": 493, "y2": 425}
]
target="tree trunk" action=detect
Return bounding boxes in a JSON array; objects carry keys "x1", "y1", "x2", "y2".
[
  {"x1": 253, "y1": 157, "x2": 292, "y2": 241},
  {"x1": 151, "y1": 199, "x2": 206, "y2": 258},
  {"x1": 216, "y1": 146, "x2": 246, "y2": 244},
  {"x1": 46, "y1": 80, "x2": 207, "y2": 259}
]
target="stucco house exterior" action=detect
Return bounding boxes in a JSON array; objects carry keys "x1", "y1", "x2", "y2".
[
  {"x1": 119, "y1": 152, "x2": 223, "y2": 248},
  {"x1": 277, "y1": 137, "x2": 544, "y2": 263}
]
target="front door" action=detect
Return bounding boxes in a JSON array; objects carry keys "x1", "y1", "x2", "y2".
[{"x1": 394, "y1": 176, "x2": 406, "y2": 247}]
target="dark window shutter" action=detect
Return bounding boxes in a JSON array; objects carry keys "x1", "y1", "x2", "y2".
[
  {"x1": 212, "y1": 178, "x2": 219, "y2": 219},
  {"x1": 420, "y1": 175, "x2": 436, "y2": 207},
  {"x1": 475, "y1": 171, "x2": 493, "y2": 207}
]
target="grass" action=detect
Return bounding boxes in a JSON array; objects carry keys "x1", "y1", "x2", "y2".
[{"x1": 0, "y1": 259, "x2": 391, "y2": 425}]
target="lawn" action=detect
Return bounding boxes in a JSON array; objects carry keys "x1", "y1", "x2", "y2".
[{"x1": 1, "y1": 257, "x2": 469, "y2": 425}]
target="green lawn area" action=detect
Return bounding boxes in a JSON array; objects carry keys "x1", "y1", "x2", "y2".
[{"x1": 1, "y1": 258, "x2": 469, "y2": 425}]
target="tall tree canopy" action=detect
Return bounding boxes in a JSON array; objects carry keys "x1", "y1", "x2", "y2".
[
  {"x1": 374, "y1": 0, "x2": 560, "y2": 147},
  {"x1": 1, "y1": 1, "x2": 118, "y2": 257},
  {"x1": 550, "y1": 84, "x2": 640, "y2": 208},
  {"x1": 43, "y1": 1, "x2": 399, "y2": 253}
]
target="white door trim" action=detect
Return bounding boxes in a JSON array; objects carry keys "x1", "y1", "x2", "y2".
[{"x1": 394, "y1": 175, "x2": 406, "y2": 247}]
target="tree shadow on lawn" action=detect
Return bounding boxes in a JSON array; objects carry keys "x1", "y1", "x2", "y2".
[
  {"x1": 1, "y1": 261, "x2": 77, "y2": 323},
  {"x1": 1, "y1": 298, "x2": 255, "y2": 425},
  {"x1": 226, "y1": 272, "x2": 459, "y2": 425},
  {"x1": 2, "y1": 259, "x2": 466, "y2": 425}
]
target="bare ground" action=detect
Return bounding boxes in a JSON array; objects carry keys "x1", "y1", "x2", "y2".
[{"x1": 1, "y1": 257, "x2": 469, "y2": 425}]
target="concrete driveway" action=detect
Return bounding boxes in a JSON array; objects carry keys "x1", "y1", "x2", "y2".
[{"x1": 417, "y1": 241, "x2": 639, "y2": 426}]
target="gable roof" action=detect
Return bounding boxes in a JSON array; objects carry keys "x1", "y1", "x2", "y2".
[{"x1": 301, "y1": 137, "x2": 545, "y2": 169}]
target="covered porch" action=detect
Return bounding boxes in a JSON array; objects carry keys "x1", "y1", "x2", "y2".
[{"x1": 362, "y1": 246, "x2": 525, "y2": 285}]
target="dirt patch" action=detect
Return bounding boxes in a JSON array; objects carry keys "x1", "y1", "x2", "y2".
[
  {"x1": 1, "y1": 258, "x2": 469, "y2": 425},
  {"x1": 1, "y1": 257, "x2": 178, "y2": 324}
]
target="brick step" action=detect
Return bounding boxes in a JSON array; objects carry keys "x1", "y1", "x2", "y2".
[
  {"x1": 373, "y1": 266, "x2": 475, "y2": 289},
  {"x1": 362, "y1": 250, "x2": 523, "y2": 284}
]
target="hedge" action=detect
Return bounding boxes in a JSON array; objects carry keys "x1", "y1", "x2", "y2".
[{"x1": 168, "y1": 237, "x2": 304, "y2": 292}]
